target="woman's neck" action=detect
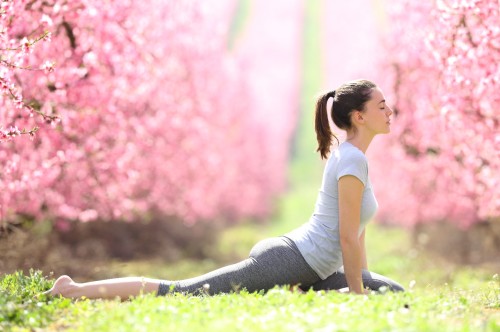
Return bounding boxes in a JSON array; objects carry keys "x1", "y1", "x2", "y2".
[{"x1": 345, "y1": 131, "x2": 374, "y2": 154}]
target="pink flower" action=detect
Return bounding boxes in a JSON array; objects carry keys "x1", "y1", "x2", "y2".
[
  {"x1": 25, "y1": 106, "x2": 35, "y2": 118},
  {"x1": 79, "y1": 209, "x2": 98, "y2": 223},
  {"x1": 40, "y1": 60, "x2": 55, "y2": 74},
  {"x1": 40, "y1": 14, "x2": 53, "y2": 27},
  {"x1": 7, "y1": 126, "x2": 20, "y2": 137},
  {"x1": 0, "y1": 128, "x2": 9, "y2": 142},
  {"x1": 20, "y1": 37, "x2": 31, "y2": 54},
  {"x1": 0, "y1": 79, "x2": 9, "y2": 94},
  {"x1": 14, "y1": 98, "x2": 23, "y2": 109}
]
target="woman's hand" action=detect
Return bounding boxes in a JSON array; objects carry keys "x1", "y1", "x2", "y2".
[{"x1": 337, "y1": 287, "x2": 371, "y2": 295}]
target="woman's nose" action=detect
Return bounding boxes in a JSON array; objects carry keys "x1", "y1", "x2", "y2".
[{"x1": 387, "y1": 106, "x2": 393, "y2": 116}]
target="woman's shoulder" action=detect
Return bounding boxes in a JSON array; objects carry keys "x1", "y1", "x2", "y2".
[
  {"x1": 337, "y1": 142, "x2": 367, "y2": 164},
  {"x1": 333, "y1": 142, "x2": 369, "y2": 184}
]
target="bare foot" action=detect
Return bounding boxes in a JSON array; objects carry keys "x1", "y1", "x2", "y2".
[{"x1": 43, "y1": 275, "x2": 79, "y2": 298}]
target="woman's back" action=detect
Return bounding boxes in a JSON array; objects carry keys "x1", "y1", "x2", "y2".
[{"x1": 286, "y1": 141, "x2": 378, "y2": 279}]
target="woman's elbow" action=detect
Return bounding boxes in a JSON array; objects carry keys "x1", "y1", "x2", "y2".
[{"x1": 340, "y1": 234, "x2": 359, "y2": 248}]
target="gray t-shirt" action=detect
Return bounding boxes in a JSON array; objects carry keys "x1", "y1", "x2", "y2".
[{"x1": 286, "y1": 141, "x2": 378, "y2": 279}]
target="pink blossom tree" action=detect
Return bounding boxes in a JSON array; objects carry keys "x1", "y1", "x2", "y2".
[
  {"x1": 369, "y1": 0, "x2": 499, "y2": 228},
  {"x1": 0, "y1": 0, "x2": 57, "y2": 142},
  {"x1": 0, "y1": 0, "x2": 304, "y2": 229}
]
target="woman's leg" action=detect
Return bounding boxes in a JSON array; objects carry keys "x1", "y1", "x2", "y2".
[
  {"x1": 303, "y1": 266, "x2": 405, "y2": 292},
  {"x1": 47, "y1": 237, "x2": 319, "y2": 299},
  {"x1": 46, "y1": 237, "x2": 320, "y2": 300},
  {"x1": 46, "y1": 275, "x2": 162, "y2": 300},
  {"x1": 158, "y1": 237, "x2": 320, "y2": 296}
]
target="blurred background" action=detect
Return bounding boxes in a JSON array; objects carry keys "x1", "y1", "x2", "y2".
[{"x1": 0, "y1": 0, "x2": 498, "y2": 287}]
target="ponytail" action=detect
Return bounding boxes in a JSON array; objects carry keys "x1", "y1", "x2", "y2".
[{"x1": 315, "y1": 91, "x2": 338, "y2": 159}]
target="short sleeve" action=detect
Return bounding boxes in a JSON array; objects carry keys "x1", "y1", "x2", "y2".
[{"x1": 336, "y1": 150, "x2": 368, "y2": 186}]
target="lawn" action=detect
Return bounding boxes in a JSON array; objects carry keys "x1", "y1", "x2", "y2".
[{"x1": 1, "y1": 230, "x2": 499, "y2": 332}]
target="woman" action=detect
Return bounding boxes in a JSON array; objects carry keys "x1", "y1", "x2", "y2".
[{"x1": 46, "y1": 79, "x2": 403, "y2": 299}]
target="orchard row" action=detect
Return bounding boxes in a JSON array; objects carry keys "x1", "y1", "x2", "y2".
[
  {"x1": 0, "y1": 0, "x2": 498, "y2": 229},
  {"x1": 0, "y1": 0, "x2": 302, "y2": 227}
]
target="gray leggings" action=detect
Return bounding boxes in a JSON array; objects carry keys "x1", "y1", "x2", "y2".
[{"x1": 157, "y1": 236, "x2": 404, "y2": 296}]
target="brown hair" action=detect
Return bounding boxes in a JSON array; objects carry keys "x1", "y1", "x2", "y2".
[{"x1": 314, "y1": 79, "x2": 377, "y2": 159}]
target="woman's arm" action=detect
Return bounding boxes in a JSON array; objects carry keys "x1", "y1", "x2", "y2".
[
  {"x1": 359, "y1": 229, "x2": 368, "y2": 270},
  {"x1": 338, "y1": 175, "x2": 365, "y2": 294}
]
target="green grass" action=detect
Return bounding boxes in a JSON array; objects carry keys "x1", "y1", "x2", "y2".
[
  {"x1": 2, "y1": 219, "x2": 499, "y2": 331},
  {"x1": 1, "y1": 265, "x2": 499, "y2": 331}
]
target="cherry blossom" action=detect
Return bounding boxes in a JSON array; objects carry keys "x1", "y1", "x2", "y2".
[
  {"x1": 0, "y1": 0, "x2": 303, "y2": 229},
  {"x1": 369, "y1": 0, "x2": 499, "y2": 228}
]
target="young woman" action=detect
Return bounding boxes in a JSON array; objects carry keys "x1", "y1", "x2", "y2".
[{"x1": 46, "y1": 79, "x2": 403, "y2": 299}]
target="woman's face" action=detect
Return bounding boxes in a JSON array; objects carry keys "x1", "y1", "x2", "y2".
[{"x1": 361, "y1": 87, "x2": 393, "y2": 135}]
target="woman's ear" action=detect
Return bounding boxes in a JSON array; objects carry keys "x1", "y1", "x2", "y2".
[{"x1": 352, "y1": 110, "x2": 364, "y2": 124}]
